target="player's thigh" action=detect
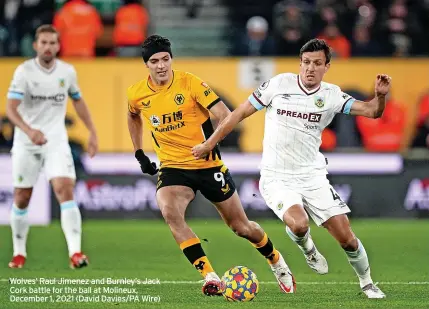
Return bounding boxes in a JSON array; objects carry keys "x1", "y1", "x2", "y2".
[
  {"x1": 198, "y1": 165, "x2": 236, "y2": 203},
  {"x1": 11, "y1": 148, "x2": 43, "y2": 188},
  {"x1": 259, "y1": 176, "x2": 303, "y2": 222},
  {"x1": 212, "y1": 191, "x2": 249, "y2": 226},
  {"x1": 302, "y1": 177, "x2": 351, "y2": 227},
  {"x1": 156, "y1": 168, "x2": 197, "y2": 221},
  {"x1": 44, "y1": 144, "x2": 76, "y2": 182}
]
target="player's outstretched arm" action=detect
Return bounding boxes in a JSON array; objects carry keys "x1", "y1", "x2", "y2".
[
  {"x1": 6, "y1": 98, "x2": 47, "y2": 145},
  {"x1": 72, "y1": 98, "x2": 98, "y2": 157},
  {"x1": 192, "y1": 100, "x2": 257, "y2": 159},
  {"x1": 349, "y1": 74, "x2": 392, "y2": 119}
]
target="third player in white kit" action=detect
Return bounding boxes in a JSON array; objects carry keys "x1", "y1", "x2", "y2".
[
  {"x1": 6, "y1": 25, "x2": 98, "y2": 269},
  {"x1": 192, "y1": 39, "x2": 391, "y2": 299}
]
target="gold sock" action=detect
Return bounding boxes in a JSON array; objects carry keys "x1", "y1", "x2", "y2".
[
  {"x1": 180, "y1": 237, "x2": 215, "y2": 278},
  {"x1": 251, "y1": 233, "x2": 280, "y2": 265}
]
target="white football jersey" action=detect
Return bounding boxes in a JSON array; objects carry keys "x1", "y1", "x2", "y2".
[
  {"x1": 7, "y1": 58, "x2": 81, "y2": 150},
  {"x1": 248, "y1": 73, "x2": 355, "y2": 178}
]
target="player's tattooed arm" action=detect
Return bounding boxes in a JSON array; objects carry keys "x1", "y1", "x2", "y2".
[{"x1": 349, "y1": 74, "x2": 392, "y2": 119}]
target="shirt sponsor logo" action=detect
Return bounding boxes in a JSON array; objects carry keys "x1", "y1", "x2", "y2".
[
  {"x1": 276, "y1": 109, "x2": 322, "y2": 122},
  {"x1": 31, "y1": 93, "x2": 65, "y2": 102}
]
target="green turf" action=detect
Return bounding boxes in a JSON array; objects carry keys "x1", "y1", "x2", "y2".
[{"x1": 0, "y1": 219, "x2": 428, "y2": 309}]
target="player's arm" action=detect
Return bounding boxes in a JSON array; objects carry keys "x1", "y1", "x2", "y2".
[
  {"x1": 192, "y1": 100, "x2": 257, "y2": 159},
  {"x1": 6, "y1": 66, "x2": 46, "y2": 145},
  {"x1": 127, "y1": 94, "x2": 158, "y2": 176},
  {"x1": 349, "y1": 74, "x2": 392, "y2": 118},
  {"x1": 127, "y1": 108, "x2": 143, "y2": 151},
  {"x1": 69, "y1": 67, "x2": 98, "y2": 157}
]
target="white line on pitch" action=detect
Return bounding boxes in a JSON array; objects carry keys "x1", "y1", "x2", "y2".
[{"x1": 0, "y1": 279, "x2": 428, "y2": 285}]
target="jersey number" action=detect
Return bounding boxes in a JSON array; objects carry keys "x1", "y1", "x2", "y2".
[
  {"x1": 330, "y1": 188, "x2": 341, "y2": 201},
  {"x1": 214, "y1": 172, "x2": 225, "y2": 187}
]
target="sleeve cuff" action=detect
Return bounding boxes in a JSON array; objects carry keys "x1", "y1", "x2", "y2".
[
  {"x1": 341, "y1": 98, "x2": 355, "y2": 115},
  {"x1": 248, "y1": 93, "x2": 265, "y2": 111},
  {"x1": 206, "y1": 97, "x2": 221, "y2": 110},
  {"x1": 69, "y1": 92, "x2": 81, "y2": 100},
  {"x1": 7, "y1": 91, "x2": 24, "y2": 100}
]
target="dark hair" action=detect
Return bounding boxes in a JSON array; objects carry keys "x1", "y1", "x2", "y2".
[
  {"x1": 35, "y1": 24, "x2": 59, "y2": 41},
  {"x1": 141, "y1": 35, "x2": 173, "y2": 62},
  {"x1": 299, "y1": 39, "x2": 331, "y2": 64}
]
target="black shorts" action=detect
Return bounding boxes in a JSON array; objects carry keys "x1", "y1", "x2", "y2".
[{"x1": 157, "y1": 165, "x2": 236, "y2": 203}]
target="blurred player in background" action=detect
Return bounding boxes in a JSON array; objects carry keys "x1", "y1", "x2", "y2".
[
  {"x1": 192, "y1": 39, "x2": 391, "y2": 299},
  {"x1": 127, "y1": 35, "x2": 296, "y2": 296},
  {"x1": 6, "y1": 25, "x2": 98, "y2": 269}
]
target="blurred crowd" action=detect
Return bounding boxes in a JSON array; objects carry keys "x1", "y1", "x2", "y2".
[
  {"x1": 0, "y1": 0, "x2": 428, "y2": 153},
  {"x1": 226, "y1": 0, "x2": 429, "y2": 57},
  {"x1": 0, "y1": 0, "x2": 149, "y2": 57}
]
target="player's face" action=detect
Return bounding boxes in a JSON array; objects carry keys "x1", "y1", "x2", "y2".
[
  {"x1": 299, "y1": 51, "x2": 330, "y2": 89},
  {"x1": 33, "y1": 32, "x2": 60, "y2": 63},
  {"x1": 146, "y1": 52, "x2": 172, "y2": 84}
]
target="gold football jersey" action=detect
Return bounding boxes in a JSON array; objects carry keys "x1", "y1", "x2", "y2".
[{"x1": 127, "y1": 70, "x2": 224, "y2": 169}]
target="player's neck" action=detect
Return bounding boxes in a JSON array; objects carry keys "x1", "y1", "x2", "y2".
[
  {"x1": 299, "y1": 74, "x2": 320, "y2": 91},
  {"x1": 36, "y1": 57, "x2": 56, "y2": 70}
]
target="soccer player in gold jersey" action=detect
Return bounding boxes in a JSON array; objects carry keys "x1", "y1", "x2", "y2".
[{"x1": 127, "y1": 35, "x2": 296, "y2": 296}]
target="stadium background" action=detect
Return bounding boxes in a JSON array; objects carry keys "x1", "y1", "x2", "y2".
[{"x1": 0, "y1": 1, "x2": 428, "y2": 308}]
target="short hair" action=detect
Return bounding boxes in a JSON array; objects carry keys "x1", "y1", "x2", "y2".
[
  {"x1": 141, "y1": 35, "x2": 172, "y2": 62},
  {"x1": 142, "y1": 35, "x2": 171, "y2": 52},
  {"x1": 35, "y1": 24, "x2": 59, "y2": 41},
  {"x1": 299, "y1": 39, "x2": 332, "y2": 64}
]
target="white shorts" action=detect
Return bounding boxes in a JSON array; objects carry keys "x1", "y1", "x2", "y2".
[
  {"x1": 259, "y1": 175, "x2": 350, "y2": 226},
  {"x1": 11, "y1": 144, "x2": 76, "y2": 188}
]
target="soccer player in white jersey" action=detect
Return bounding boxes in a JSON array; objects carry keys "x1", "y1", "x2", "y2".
[
  {"x1": 6, "y1": 25, "x2": 98, "y2": 269},
  {"x1": 192, "y1": 39, "x2": 391, "y2": 299}
]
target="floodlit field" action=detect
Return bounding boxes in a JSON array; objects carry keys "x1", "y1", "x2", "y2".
[{"x1": 0, "y1": 219, "x2": 428, "y2": 309}]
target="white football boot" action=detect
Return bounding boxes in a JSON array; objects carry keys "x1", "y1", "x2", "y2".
[
  {"x1": 304, "y1": 246, "x2": 329, "y2": 275},
  {"x1": 362, "y1": 283, "x2": 386, "y2": 299},
  {"x1": 202, "y1": 272, "x2": 222, "y2": 296},
  {"x1": 270, "y1": 253, "x2": 296, "y2": 293}
]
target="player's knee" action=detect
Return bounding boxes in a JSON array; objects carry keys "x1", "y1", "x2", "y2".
[
  {"x1": 340, "y1": 235, "x2": 358, "y2": 251},
  {"x1": 14, "y1": 189, "x2": 32, "y2": 208},
  {"x1": 53, "y1": 184, "x2": 74, "y2": 203},
  {"x1": 230, "y1": 221, "x2": 252, "y2": 239},
  {"x1": 161, "y1": 208, "x2": 185, "y2": 228},
  {"x1": 289, "y1": 217, "x2": 309, "y2": 236}
]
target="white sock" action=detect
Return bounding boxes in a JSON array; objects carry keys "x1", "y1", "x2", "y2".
[
  {"x1": 60, "y1": 200, "x2": 82, "y2": 257},
  {"x1": 10, "y1": 204, "x2": 30, "y2": 257},
  {"x1": 286, "y1": 226, "x2": 315, "y2": 254},
  {"x1": 344, "y1": 239, "x2": 373, "y2": 288}
]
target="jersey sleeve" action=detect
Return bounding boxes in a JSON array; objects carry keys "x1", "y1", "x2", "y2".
[
  {"x1": 7, "y1": 65, "x2": 26, "y2": 100},
  {"x1": 126, "y1": 86, "x2": 140, "y2": 115},
  {"x1": 331, "y1": 86, "x2": 356, "y2": 115},
  {"x1": 190, "y1": 74, "x2": 220, "y2": 110},
  {"x1": 68, "y1": 66, "x2": 82, "y2": 100},
  {"x1": 248, "y1": 74, "x2": 283, "y2": 110}
]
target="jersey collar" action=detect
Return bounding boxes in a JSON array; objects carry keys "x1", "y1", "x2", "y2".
[
  {"x1": 34, "y1": 58, "x2": 57, "y2": 74},
  {"x1": 147, "y1": 70, "x2": 175, "y2": 92},
  {"x1": 297, "y1": 75, "x2": 321, "y2": 95}
]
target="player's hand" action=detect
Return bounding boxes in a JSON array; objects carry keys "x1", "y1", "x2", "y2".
[
  {"x1": 28, "y1": 129, "x2": 47, "y2": 145},
  {"x1": 375, "y1": 74, "x2": 392, "y2": 96},
  {"x1": 192, "y1": 143, "x2": 211, "y2": 160},
  {"x1": 135, "y1": 149, "x2": 158, "y2": 175},
  {"x1": 88, "y1": 131, "x2": 98, "y2": 158}
]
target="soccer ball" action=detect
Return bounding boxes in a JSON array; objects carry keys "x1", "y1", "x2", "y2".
[{"x1": 220, "y1": 266, "x2": 259, "y2": 302}]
